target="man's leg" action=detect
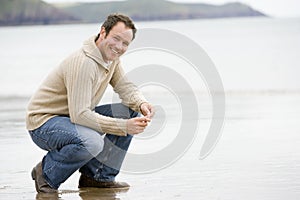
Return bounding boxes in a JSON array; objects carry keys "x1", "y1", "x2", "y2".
[
  {"x1": 29, "y1": 116, "x2": 104, "y2": 190},
  {"x1": 79, "y1": 103, "x2": 139, "y2": 186}
]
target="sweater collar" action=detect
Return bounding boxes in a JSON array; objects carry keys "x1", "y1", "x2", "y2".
[{"x1": 83, "y1": 36, "x2": 116, "y2": 69}]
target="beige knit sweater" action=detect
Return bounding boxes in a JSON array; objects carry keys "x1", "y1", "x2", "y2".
[{"x1": 26, "y1": 36, "x2": 147, "y2": 136}]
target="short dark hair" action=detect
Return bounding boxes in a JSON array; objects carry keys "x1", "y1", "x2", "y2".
[{"x1": 96, "y1": 13, "x2": 137, "y2": 41}]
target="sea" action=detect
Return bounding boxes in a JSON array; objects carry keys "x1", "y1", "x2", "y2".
[{"x1": 0, "y1": 17, "x2": 299, "y2": 199}]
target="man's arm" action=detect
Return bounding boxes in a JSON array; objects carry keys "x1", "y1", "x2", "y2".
[
  {"x1": 64, "y1": 58, "x2": 129, "y2": 136},
  {"x1": 110, "y1": 63, "x2": 149, "y2": 113}
]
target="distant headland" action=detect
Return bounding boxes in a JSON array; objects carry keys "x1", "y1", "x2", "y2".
[{"x1": 0, "y1": 0, "x2": 267, "y2": 26}]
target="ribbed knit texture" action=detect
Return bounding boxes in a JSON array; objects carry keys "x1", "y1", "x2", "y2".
[{"x1": 26, "y1": 36, "x2": 147, "y2": 136}]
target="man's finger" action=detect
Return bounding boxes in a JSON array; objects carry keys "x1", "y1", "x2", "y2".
[{"x1": 136, "y1": 117, "x2": 151, "y2": 122}]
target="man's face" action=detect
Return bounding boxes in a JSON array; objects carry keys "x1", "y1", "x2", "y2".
[{"x1": 97, "y1": 22, "x2": 133, "y2": 63}]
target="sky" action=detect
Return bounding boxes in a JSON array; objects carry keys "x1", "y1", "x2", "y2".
[{"x1": 43, "y1": 0, "x2": 300, "y2": 18}]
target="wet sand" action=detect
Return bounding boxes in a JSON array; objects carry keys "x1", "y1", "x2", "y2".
[{"x1": 1, "y1": 92, "x2": 300, "y2": 200}]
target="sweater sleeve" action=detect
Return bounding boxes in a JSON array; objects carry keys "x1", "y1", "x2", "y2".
[
  {"x1": 63, "y1": 56, "x2": 128, "y2": 136},
  {"x1": 110, "y1": 63, "x2": 148, "y2": 112}
]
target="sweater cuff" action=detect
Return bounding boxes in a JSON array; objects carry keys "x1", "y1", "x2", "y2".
[{"x1": 115, "y1": 118, "x2": 128, "y2": 136}]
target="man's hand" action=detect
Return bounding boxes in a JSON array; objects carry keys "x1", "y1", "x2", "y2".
[
  {"x1": 140, "y1": 102, "x2": 155, "y2": 119},
  {"x1": 127, "y1": 117, "x2": 151, "y2": 135}
]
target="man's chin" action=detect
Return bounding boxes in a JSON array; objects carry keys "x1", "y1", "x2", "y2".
[{"x1": 108, "y1": 56, "x2": 119, "y2": 62}]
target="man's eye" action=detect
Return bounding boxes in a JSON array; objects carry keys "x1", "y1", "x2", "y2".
[{"x1": 113, "y1": 36, "x2": 120, "y2": 41}]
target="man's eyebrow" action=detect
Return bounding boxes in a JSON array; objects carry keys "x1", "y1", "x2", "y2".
[{"x1": 112, "y1": 34, "x2": 121, "y2": 38}]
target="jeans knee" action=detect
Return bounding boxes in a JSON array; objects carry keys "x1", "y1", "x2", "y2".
[
  {"x1": 76, "y1": 125, "x2": 104, "y2": 157},
  {"x1": 84, "y1": 135, "x2": 104, "y2": 157}
]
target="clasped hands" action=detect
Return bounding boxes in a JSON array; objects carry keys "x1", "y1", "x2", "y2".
[{"x1": 126, "y1": 102, "x2": 154, "y2": 135}]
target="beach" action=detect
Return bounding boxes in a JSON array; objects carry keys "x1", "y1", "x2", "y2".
[
  {"x1": 0, "y1": 17, "x2": 300, "y2": 199},
  {"x1": 0, "y1": 92, "x2": 300, "y2": 199}
]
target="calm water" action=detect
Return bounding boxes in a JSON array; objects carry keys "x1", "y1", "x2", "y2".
[
  {"x1": 0, "y1": 17, "x2": 300, "y2": 96},
  {"x1": 0, "y1": 17, "x2": 300, "y2": 199}
]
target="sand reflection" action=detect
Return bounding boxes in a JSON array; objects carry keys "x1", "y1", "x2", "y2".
[{"x1": 35, "y1": 188, "x2": 128, "y2": 200}]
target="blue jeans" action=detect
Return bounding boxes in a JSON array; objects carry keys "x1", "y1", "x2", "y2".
[{"x1": 29, "y1": 103, "x2": 138, "y2": 189}]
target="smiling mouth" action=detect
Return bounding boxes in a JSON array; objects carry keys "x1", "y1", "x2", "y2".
[{"x1": 111, "y1": 48, "x2": 119, "y2": 55}]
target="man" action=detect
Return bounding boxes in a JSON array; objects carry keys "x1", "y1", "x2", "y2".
[{"x1": 26, "y1": 14, "x2": 154, "y2": 193}]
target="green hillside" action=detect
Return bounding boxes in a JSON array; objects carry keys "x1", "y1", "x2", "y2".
[
  {"x1": 0, "y1": 0, "x2": 78, "y2": 26},
  {"x1": 0, "y1": 0, "x2": 266, "y2": 26},
  {"x1": 58, "y1": 0, "x2": 266, "y2": 22}
]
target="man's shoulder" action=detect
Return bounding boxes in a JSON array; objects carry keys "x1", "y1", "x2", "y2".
[{"x1": 59, "y1": 49, "x2": 98, "y2": 73}]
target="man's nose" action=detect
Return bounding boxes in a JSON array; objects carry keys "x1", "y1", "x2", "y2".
[{"x1": 115, "y1": 41, "x2": 123, "y2": 50}]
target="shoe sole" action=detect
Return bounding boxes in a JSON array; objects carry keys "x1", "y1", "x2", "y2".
[{"x1": 79, "y1": 185, "x2": 130, "y2": 190}]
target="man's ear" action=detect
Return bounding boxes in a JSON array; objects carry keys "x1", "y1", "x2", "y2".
[{"x1": 99, "y1": 27, "x2": 106, "y2": 40}]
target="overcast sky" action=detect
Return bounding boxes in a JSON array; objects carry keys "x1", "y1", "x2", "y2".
[{"x1": 43, "y1": 0, "x2": 300, "y2": 18}]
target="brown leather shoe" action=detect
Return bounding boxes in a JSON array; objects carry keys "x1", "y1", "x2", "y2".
[
  {"x1": 78, "y1": 174, "x2": 130, "y2": 189},
  {"x1": 31, "y1": 162, "x2": 57, "y2": 193}
]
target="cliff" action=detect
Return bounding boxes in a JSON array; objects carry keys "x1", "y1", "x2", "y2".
[
  {"x1": 0, "y1": 0, "x2": 78, "y2": 26},
  {"x1": 58, "y1": 0, "x2": 266, "y2": 22},
  {"x1": 0, "y1": 0, "x2": 266, "y2": 26}
]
